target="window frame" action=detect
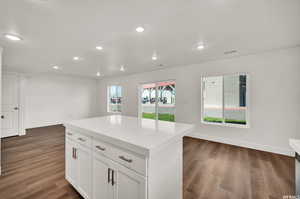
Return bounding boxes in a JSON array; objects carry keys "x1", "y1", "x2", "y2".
[
  {"x1": 138, "y1": 79, "x2": 176, "y2": 122},
  {"x1": 201, "y1": 73, "x2": 250, "y2": 128},
  {"x1": 107, "y1": 85, "x2": 122, "y2": 114}
]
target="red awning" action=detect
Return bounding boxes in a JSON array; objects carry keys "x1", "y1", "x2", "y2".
[{"x1": 142, "y1": 81, "x2": 175, "y2": 89}]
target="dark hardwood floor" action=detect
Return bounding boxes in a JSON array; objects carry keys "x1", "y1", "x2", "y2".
[{"x1": 0, "y1": 125, "x2": 295, "y2": 199}]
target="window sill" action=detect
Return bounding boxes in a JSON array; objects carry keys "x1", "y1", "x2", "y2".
[
  {"x1": 107, "y1": 111, "x2": 122, "y2": 114},
  {"x1": 201, "y1": 121, "x2": 249, "y2": 129}
]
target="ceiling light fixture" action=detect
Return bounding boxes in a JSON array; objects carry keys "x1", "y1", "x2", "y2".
[
  {"x1": 96, "y1": 72, "x2": 101, "y2": 77},
  {"x1": 96, "y1": 46, "x2": 103, "y2": 50},
  {"x1": 73, "y1": 56, "x2": 80, "y2": 61},
  {"x1": 136, "y1": 27, "x2": 145, "y2": 33},
  {"x1": 4, "y1": 33, "x2": 22, "y2": 41},
  {"x1": 53, "y1": 65, "x2": 59, "y2": 70},
  {"x1": 197, "y1": 44, "x2": 205, "y2": 50},
  {"x1": 120, "y1": 65, "x2": 125, "y2": 72},
  {"x1": 152, "y1": 56, "x2": 157, "y2": 60}
]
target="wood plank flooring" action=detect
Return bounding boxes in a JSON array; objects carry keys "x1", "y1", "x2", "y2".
[
  {"x1": 183, "y1": 137, "x2": 295, "y2": 199},
  {"x1": 0, "y1": 125, "x2": 295, "y2": 199},
  {"x1": 0, "y1": 125, "x2": 83, "y2": 199}
]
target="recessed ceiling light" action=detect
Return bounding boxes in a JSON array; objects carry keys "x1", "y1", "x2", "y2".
[
  {"x1": 197, "y1": 44, "x2": 205, "y2": 50},
  {"x1": 73, "y1": 56, "x2": 80, "y2": 61},
  {"x1": 4, "y1": 33, "x2": 22, "y2": 41},
  {"x1": 136, "y1": 27, "x2": 145, "y2": 33},
  {"x1": 96, "y1": 46, "x2": 103, "y2": 50},
  {"x1": 53, "y1": 65, "x2": 59, "y2": 70},
  {"x1": 96, "y1": 72, "x2": 101, "y2": 77},
  {"x1": 120, "y1": 65, "x2": 125, "y2": 72},
  {"x1": 152, "y1": 55, "x2": 157, "y2": 60}
]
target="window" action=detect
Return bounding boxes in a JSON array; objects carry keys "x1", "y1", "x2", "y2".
[
  {"x1": 201, "y1": 73, "x2": 249, "y2": 127},
  {"x1": 107, "y1": 85, "x2": 122, "y2": 113},
  {"x1": 140, "y1": 80, "x2": 175, "y2": 122}
]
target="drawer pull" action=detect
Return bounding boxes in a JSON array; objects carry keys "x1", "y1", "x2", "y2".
[
  {"x1": 108, "y1": 168, "x2": 111, "y2": 183},
  {"x1": 119, "y1": 156, "x2": 133, "y2": 163},
  {"x1": 78, "y1": 138, "x2": 86, "y2": 142},
  {"x1": 96, "y1": 145, "x2": 106, "y2": 151},
  {"x1": 112, "y1": 169, "x2": 115, "y2": 186},
  {"x1": 67, "y1": 132, "x2": 73, "y2": 136}
]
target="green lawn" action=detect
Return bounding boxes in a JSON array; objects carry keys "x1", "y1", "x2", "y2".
[
  {"x1": 203, "y1": 117, "x2": 246, "y2": 125},
  {"x1": 203, "y1": 117, "x2": 223, "y2": 123},
  {"x1": 142, "y1": 113, "x2": 175, "y2": 122}
]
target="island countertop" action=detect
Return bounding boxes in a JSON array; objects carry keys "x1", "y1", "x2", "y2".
[{"x1": 64, "y1": 115, "x2": 194, "y2": 156}]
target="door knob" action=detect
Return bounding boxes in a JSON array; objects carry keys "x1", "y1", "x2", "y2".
[{"x1": 1, "y1": 115, "x2": 4, "y2": 119}]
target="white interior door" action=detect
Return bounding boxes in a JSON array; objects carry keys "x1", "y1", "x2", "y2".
[{"x1": 1, "y1": 74, "x2": 19, "y2": 138}]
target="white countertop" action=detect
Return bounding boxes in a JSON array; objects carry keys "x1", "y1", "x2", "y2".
[
  {"x1": 64, "y1": 115, "x2": 194, "y2": 156},
  {"x1": 290, "y1": 139, "x2": 300, "y2": 155}
]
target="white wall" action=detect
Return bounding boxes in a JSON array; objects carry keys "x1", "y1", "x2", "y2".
[
  {"x1": 25, "y1": 74, "x2": 97, "y2": 129},
  {"x1": 96, "y1": 47, "x2": 300, "y2": 156}
]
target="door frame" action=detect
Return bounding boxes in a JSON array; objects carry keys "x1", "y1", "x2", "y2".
[{"x1": 2, "y1": 72, "x2": 26, "y2": 136}]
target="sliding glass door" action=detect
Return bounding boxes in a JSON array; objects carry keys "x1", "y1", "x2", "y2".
[{"x1": 140, "y1": 80, "x2": 175, "y2": 122}]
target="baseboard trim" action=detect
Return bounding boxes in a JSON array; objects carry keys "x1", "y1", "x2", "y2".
[
  {"x1": 188, "y1": 132, "x2": 295, "y2": 157},
  {"x1": 26, "y1": 123, "x2": 63, "y2": 130}
]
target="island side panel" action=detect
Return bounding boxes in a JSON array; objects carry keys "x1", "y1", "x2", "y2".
[{"x1": 147, "y1": 138, "x2": 183, "y2": 199}]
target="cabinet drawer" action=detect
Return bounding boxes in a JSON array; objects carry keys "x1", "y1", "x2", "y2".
[
  {"x1": 75, "y1": 133, "x2": 92, "y2": 148},
  {"x1": 111, "y1": 147, "x2": 147, "y2": 176},
  {"x1": 92, "y1": 139, "x2": 112, "y2": 158},
  {"x1": 66, "y1": 131, "x2": 77, "y2": 140}
]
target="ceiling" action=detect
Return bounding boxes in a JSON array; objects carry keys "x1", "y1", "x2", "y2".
[{"x1": 0, "y1": 0, "x2": 300, "y2": 78}]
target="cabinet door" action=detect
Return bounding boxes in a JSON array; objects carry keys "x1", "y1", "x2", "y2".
[
  {"x1": 93, "y1": 154, "x2": 113, "y2": 199},
  {"x1": 65, "y1": 139, "x2": 78, "y2": 187},
  {"x1": 113, "y1": 165, "x2": 147, "y2": 199},
  {"x1": 77, "y1": 145, "x2": 92, "y2": 199}
]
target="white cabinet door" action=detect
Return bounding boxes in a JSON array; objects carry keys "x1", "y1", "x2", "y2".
[
  {"x1": 1, "y1": 74, "x2": 19, "y2": 138},
  {"x1": 113, "y1": 164, "x2": 147, "y2": 199},
  {"x1": 93, "y1": 154, "x2": 113, "y2": 199},
  {"x1": 65, "y1": 140, "x2": 78, "y2": 187},
  {"x1": 77, "y1": 145, "x2": 92, "y2": 199}
]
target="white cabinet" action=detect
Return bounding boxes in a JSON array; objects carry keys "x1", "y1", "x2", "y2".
[
  {"x1": 113, "y1": 164, "x2": 146, "y2": 199},
  {"x1": 92, "y1": 152, "x2": 146, "y2": 199},
  {"x1": 65, "y1": 135, "x2": 92, "y2": 199},
  {"x1": 77, "y1": 145, "x2": 92, "y2": 199},
  {"x1": 65, "y1": 130, "x2": 154, "y2": 199},
  {"x1": 65, "y1": 139, "x2": 77, "y2": 187},
  {"x1": 93, "y1": 154, "x2": 113, "y2": 199}
]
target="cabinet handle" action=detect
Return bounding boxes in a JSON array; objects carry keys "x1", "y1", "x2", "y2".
[
  {"x1": 72, "y1": 147, "x2": 74, "y2": 159},
  {"x1": 119, "y1": 156, "x2": 133, "y2": 163},
  {"x1": 95, "y1": 145, "x2": 106, "y2": 151},
  {"x1": 74, "y1": 148, "x2": 77, "y2": 159},
  {"x1": 78, "y1": 138, "x2": 86, "y2": 142},
  {"x1": 108, "y1": 168, "x2": 111, "y2": 184},
  {"x1": 112, "y1": 169, "x2": 115, "y2": 186},
  {"x1": 72, "y1": 147, "x2": 76, "y2": 159},
  {"x1": 67, "y1": 132, "x2": 73, "y2": 136}
]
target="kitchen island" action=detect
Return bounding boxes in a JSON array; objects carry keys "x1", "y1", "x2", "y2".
[{"x1": 64, "y1": 115, "x2": 194, "y2": 199}]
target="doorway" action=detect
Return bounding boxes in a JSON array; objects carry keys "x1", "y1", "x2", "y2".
[{"x1": 1, "y1": 73, "x2": 19, "y2": 138}]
